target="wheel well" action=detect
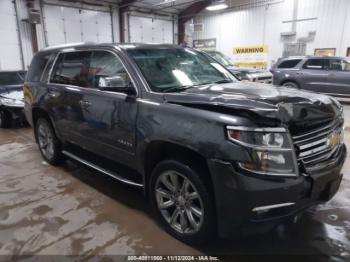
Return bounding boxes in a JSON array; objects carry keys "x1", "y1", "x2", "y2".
[
  {"x1": 32, "y1": 108, "x2": 52, "y2": 141},
  {"x1": 144, "y1": 141, "x2": 214, "y2": 195},
  {"x1": 281, "y1": 80, "x2": 299, "y2": 87}
]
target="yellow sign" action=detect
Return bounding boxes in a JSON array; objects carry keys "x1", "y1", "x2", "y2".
[
  {"x1": 232, "y1": 45, "x2": 269, "y2": 69},
  {"x1": 233, "y1": 45, "x2": 269, "y2": 55}
]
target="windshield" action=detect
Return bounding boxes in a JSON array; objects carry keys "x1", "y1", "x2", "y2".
[
  {"x1": 0, "y1": 72, "x2": 25, "y2": 86},
  {"x1": 127, "y1": 48, "x2": 236, "y2": 93},
  {"x1": 207, "y1": 51, "x2": 233, "y2": 67}
]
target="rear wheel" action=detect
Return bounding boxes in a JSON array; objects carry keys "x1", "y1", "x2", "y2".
[
  {"x1": 150, "y1": 160, "x2": 215, "y2": 245},
  {"x1": 282, "y1": 81, "x2": 299, "y2": 89},
  {"x1": 0, "y1": 110, "x2": 11, "y2": 128},
  {"x1": 35, "y1": 118, "x2": 64, "y2": 165}
]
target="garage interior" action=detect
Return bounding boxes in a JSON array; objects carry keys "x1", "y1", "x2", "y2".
[{"x1": 0, "y1": 0, "x2": 350, "y2": 260}]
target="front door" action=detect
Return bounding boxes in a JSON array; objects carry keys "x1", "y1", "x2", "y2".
[
  {"x1": 78, "y1": 50, "x2": 138, "y2": 162},
  {"x1": 299, "y1": 58, "x2": 329, "y2": 92}
]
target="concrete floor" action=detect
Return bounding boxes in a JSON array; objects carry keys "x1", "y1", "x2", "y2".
[{"x1": 0, "y1": 107, "x2": 349, "y2": 261}]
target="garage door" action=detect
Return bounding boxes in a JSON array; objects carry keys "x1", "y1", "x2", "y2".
[
  {"x1": 0, "y1": 0, "x2": 22, "y2": 70},
  {"x1": 43, "y1": 5, "x2": 113, "y2": 46},
  {"x1": 129, "y1": 16, "x2": 173, "y2": 44}
]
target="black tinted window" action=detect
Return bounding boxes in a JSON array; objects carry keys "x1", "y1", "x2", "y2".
[
  {"x1": 89, "y1": 51, "x2": 129, "y2": 89},
  {"x1": 277, "y1": 59, "x2": 302, "y2": 68},
  {"x1": 0, "y1": 72, "x2": 24, "y2": 85},
  {"x1": 303, "y1": 59, "x2": 324, "y2": 69},
  {"x1": 50, "y1": 52, "x2": 91, "y2": 87},
  {"x1": 27, "y1": 54, "x2": 50, "y2": 82}
]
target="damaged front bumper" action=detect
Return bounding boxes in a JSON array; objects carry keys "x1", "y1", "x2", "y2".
[{"x1": 207, "y1": 144, "x2": 347, "y2": 238}]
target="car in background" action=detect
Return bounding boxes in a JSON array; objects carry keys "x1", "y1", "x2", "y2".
[
  {"x1": 271, "y1": 56, "x2": 350, "y2": 101},
  {"x1": 204, "y1": 50, "x2": 273, "y2": 84},
  {"x1": 0, "y1": 70, "x2": 26, "y2": 128}
]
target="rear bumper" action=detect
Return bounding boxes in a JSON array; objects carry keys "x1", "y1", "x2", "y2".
[{"x1": 208, "y1": 144, "x2": 347, "y2": 237}]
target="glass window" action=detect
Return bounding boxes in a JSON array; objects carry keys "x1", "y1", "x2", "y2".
[
  {"x1": 89, "y1": 51, "x2": 130, "y2": 89},
  {"x1": 127, "y1": 48, "x2": 236, "y2": 93},
  {"x1": 50, "y1": 52, "x2": 91, "y2": 87},
  {"x1": 27, "y1": 54, "x2": 50, "y2": 82},
  {"x1": 0, "y1": 72, "x2": 24, "y2": 85},
  {"x1": 326, "y1": 59, "x2": 350, "y2": 72},
  {"x1": 303, "y1": 59, "x2": 324, "y2": 70},
  {"x1": 207, "y1": 51, "x2": 233, "y2": 67},
  {"x1": 277, "y1": 59, "x2": 302, "y2": 69}
]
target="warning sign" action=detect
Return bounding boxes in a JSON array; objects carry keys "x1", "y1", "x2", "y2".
[{"x1": 232, "y1": 45, "x2": 269, "y2": 69}]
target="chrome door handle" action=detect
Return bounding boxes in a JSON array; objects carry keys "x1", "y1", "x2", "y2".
[
  {"x1": 79, "y1": 100, "x2": 91, "y2": 107},
  {"x1": 48, "y1": 91, "x2": 60, "y2": 98}
]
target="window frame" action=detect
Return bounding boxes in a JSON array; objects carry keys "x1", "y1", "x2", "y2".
[
  {"x1": 277, "y1": 59, "x2": 302, "y2": 69},
  {"x1": 48, "y1": 49, "x2": 139, "y2": 97},
  {"x1": 302, "y1": 59, "x2": 325, "y2": 70}
]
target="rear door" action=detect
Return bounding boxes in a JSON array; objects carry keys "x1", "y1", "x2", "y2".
[
  {"x1": 324, "y1": 58, "x2": 350, "y2": 98},
  {"x1": 299, "y1": 59, "x2": 329, "y2": 92},
  {"x1": 49, "y1": 51, "x2": 91, "y2": 144}
]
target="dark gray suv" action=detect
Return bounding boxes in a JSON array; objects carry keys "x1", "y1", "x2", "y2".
[
  {"x1": 24, "y1": 43, "x2": 346, "y2": 244},
  {"x1": 271, "y1": 56, "x2": 350, "y2": 100}
]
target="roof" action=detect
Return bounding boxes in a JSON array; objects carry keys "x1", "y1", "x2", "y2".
[
  {"x1": 284, "y1": 55, "x2": 346, "y2": 60},
  {"x1": 39, "y1": 42, "x2": 183, "y2": 54}
]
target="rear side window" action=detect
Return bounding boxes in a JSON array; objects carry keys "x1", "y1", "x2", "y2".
[
  {"x1": 27, "y1": 54, "x2": 50, "y2": 82},
  {"x1": 277, "y1": 59, "x2": 302, "y2": 69},
  {"x1": 50, "y1": 52, "x2": 91, "y2": 87},
  {"x1": 303, "y1": 59, "x2": 324, "y2": 69},
  {"x1": 0, "y1": 72, "x2": 24, "y2": 85}
]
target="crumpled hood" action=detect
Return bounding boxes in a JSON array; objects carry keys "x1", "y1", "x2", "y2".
[
  {"x1": 163, "y1": 82, "x2": 341, "y2": 133},
  {"x1": 0, "y1": 85, "x2": 24, "y2": 101}
]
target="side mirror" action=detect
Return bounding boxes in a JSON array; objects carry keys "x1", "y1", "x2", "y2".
[{"x1": 97, "y1": 74, "x2": 135, "y2": 94}]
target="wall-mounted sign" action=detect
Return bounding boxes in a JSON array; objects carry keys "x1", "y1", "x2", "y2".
[
  {"x1": 193, "y1": 23, "x2": 204, "y2": 32},
  {"x1": 232, "y1": 45, "x2": 269, "y2": 69},
  {"x1": 314, "y1": 48, "x2": 336, "y2": 56},
  {"x1": 193, "y1": 38, "x2": 216, "y2": 50}
]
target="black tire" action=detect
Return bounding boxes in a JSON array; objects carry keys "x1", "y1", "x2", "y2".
[
  {"x1": 149, "y1": 159, "x2": 215, "y2": 245},
  {"x1": 282, "y1": 81, "x2": 299, "y2": 89},
  {"x1": 35, "y1": 118, "x2": 64, "y2": 165},
  {"x1": 0, "y1": 110, "x2": 11, "y2": 128}
]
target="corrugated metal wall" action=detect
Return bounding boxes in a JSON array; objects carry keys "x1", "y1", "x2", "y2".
[{"x1": 189, "y1": 0, "x2": 350, "y2": 67}]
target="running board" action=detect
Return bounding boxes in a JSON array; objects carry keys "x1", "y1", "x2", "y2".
[{"x1": 62, "y1": 150, "x2": 144, "y2": 188}]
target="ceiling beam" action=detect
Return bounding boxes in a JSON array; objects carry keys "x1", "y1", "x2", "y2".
[{"x1": 177, "y1": 0, "x2": 210, "y2": 44}]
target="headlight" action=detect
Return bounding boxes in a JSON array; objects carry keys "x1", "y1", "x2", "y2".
[
  {"x1": 227, "y1": 126, "x2": 298, "y2": 177},
  {"x1": 0, "y1": 97, "x2": 24, "y2": 107}
]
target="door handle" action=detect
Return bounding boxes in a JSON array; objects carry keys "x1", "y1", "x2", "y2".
[
  {"x1": 47, "y1": 90, "x2": 60, "y2": 98},
  {"x1": 79, "y1": 100, "x2": 91, "y2": 107}
]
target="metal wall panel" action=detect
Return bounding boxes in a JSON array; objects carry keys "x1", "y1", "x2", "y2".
[
  {"x1": 43, "y1": 4, "x2": 113, "y2": 46},
  {"x1": 129, "y1": 15, "x2": 174, "y2": 43},
  {"x1": 190, "y1": 0, "x2": 350, "y2": 66},
  {"x1": 0, "y1": 0, "x2": 22, "y2": 70}
]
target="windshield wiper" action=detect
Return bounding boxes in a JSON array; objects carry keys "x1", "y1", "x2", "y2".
[
  {"x1": 161, "y1": 85, "x2": 194, "y2": 93},
  {"x1": 212, "y1": 79, "x2": 233, "y2": 84}
]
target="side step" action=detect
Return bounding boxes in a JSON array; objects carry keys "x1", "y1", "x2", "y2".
[{"x1": 62, "y1": 150, "x2": 144, "y2": 188}]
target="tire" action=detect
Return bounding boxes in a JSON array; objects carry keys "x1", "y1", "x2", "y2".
[
  {"x1": 0, "y1": 109, "x2": 11, "y2": 128},
  {"x1": 149, "y1": 159, "x2": 215, "y2": 245},
  {"x1": 282, "y1": 81, "x2": 299, "y2": 89},
  {"x1": 35, "y1": 118, "x2": 64, "y2": 165}
]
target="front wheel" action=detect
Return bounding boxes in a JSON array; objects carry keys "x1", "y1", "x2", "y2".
[
  {"x1": 150, "y1": 160, "x2": 215, "y2": 245},
  {"x1": 35, "y1": 118, "x2": 64, "y2": 165},
  {"x1": 0, "y1": 110, "x2": 11, "y2": 128},
  {"x1": 282, "y1": 81, "x2": 299, "y2": 89}
]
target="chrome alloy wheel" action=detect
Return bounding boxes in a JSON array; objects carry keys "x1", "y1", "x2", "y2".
[
  {"x1": 37, "y1": 122, "x2": 54, "y2": 160},
  {"x1": 155, "y1": 171, "x2": 204, "y2": 234}
]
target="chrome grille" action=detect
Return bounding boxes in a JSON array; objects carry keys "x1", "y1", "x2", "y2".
[{"x1": 292, "y1": 119, "x2": 344, "y2": 169}]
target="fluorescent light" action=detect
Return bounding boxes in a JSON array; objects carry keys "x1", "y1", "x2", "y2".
[{"x1": 206, "y1": 3, "x2": 228, "y2": 11}]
